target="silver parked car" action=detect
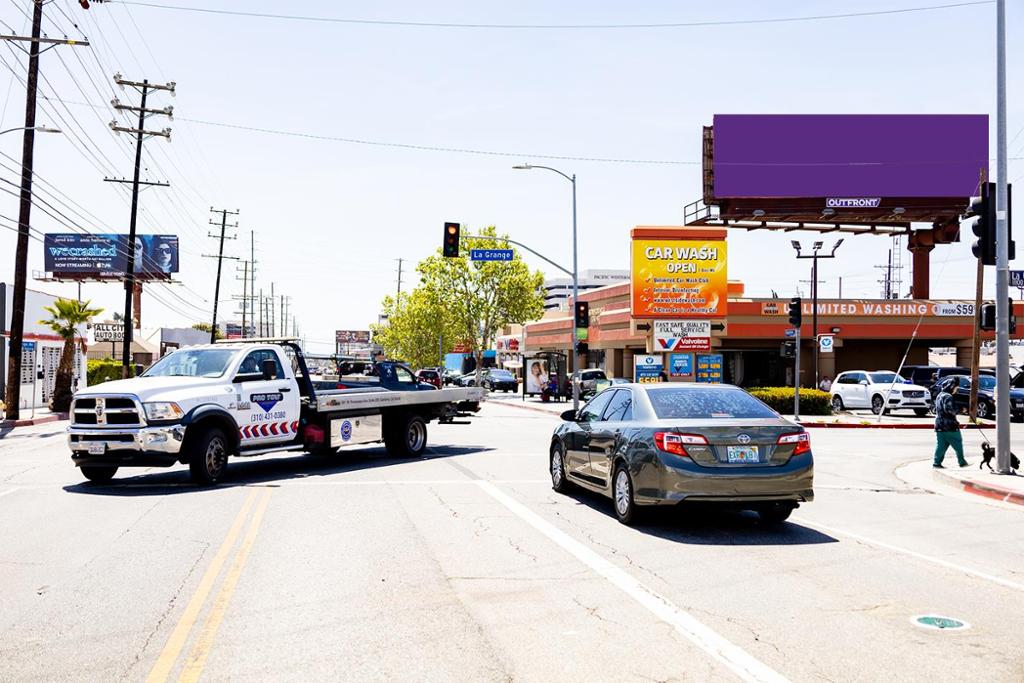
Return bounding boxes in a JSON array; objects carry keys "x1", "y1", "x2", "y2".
[{"x1": 549, "y1": 383, "x2": 814, "y2": 525}]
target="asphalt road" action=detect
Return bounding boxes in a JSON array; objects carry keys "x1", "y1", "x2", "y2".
[{"x1": 1, "y1": 404, "x2": 1023, "y2": 682}]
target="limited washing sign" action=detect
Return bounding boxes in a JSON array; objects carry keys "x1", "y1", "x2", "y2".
[{"x1": 654, "y1": 320, "x2": 712, "y2": 352}]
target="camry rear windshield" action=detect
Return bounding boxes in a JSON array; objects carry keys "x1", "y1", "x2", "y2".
[
  {"x1": 647, "y1": 387, "x2": 778, "y2": 420},
  {"x1": 143, "y1": 349, "x2": 236, "y2": 378}
]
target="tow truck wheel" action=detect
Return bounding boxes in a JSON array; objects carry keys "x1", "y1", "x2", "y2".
[
  {"x1": 80, "y1": 465, "x2": 117, "y2": 483},
  {"x1": 189, "y1": 427, "x2": 229, "y2": 484},
  {"x1": 385, "y1": 415, "x2": 427, "y2": 458}
]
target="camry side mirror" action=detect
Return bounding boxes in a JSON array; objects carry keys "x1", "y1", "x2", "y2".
[{"x1": 560, "y1": 409, "x2": 577, "y2": 422}]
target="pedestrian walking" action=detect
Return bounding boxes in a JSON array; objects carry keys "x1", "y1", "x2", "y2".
[{"x1": 933, "y1": 377, "x2": 968, "y2": 468}]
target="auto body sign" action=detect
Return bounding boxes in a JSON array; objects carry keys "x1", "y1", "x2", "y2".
[
  {"x1": 654, "y1": 320, "x2": 711, "y2": 352},
  {"x1": 631, "y1": 238, "x2": 727, "y2": 318}
]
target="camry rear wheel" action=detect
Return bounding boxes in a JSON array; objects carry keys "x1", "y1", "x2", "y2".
[
  {"x1": 550, "y1": 443, "x2": 569, "y2": 493},
  {"x1": 759, "y1": 503, "x2": 795, "y2": 526},
  {"x1": 613, "y1": 465, "x2": 639, "y2": 525}
]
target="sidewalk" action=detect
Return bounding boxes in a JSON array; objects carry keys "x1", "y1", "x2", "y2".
[
  {"x1": 485, "y1": 393, "x2": 993, "y2": 430},
  {"x1": 900, "y1": 457, "x2": 1024, "y2": 507},
  {"x1": 0, "y1": 408, "x2": 68, "y2": 429}
]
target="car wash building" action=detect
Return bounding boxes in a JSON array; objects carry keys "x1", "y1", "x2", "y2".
[{"x1": 523, "y1": 113, "x2": 1012, "y2": 387}]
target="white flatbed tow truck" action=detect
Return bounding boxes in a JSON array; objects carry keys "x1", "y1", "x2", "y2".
[{"x1": 66, "y1": 338, "x2": 484, "y2": 484}]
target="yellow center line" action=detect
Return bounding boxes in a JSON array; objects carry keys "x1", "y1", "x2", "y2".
[
  {"x1": 178, "y1": 487, "x2": 273, "y2": 682},
  {"x1": 145, "y1": 488, "x2": 260, "y2": 683}
]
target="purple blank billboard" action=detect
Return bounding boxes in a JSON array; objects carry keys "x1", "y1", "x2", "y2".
[{"x1": 713, "y1": 114, "x2": 987, "y2": 199}]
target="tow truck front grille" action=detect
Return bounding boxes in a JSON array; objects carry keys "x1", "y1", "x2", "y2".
[{"x1": 71, "y1": 396, "x2": 143, "y2": 428}]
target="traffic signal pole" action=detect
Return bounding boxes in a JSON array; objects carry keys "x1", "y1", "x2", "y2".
[
  {"x1": 994, "y1": 0, "x2": 1012, "y2": 474},
  {"x1": 794, "y1": 326, "x2": 801, "y2": 421}
]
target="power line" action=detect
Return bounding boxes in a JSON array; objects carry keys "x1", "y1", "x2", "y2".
[{"x1": 113, "y1": 0, "x2": 993, "y2": 30}]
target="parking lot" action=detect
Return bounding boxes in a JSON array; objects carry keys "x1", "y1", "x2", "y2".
[{"x1": 1, "y1": 403, "x2": 1023, "y2": 681}]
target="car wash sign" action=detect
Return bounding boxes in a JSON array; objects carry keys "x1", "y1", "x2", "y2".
[
  {"x1": 631, "y1": 235, "x2": 727, "y2": 318},
  {"x1": 654, "y1": 320, "x2": 711, "y2": 352}
]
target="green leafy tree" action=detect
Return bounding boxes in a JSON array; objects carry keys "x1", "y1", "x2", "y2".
[
  {"x1": 416, "y1": 225, "x2": 545, "y2": 379},
  {"x1": 371, "y1": 288, "x2": 461, "y2": 369},
  {"x1": 38, "y1": 298, "x2": 103, "y2": 412},
  {"x1": 191, "y1": 322, "x2": 222, "y2": 340}
]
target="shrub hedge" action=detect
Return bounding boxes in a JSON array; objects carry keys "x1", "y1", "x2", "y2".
[
  {"x1": 747, "y1": 387, "x2": 833, "y2": 416},
  {"x1": 86, "y1": 358, "x2": 135, "y2": 386}
]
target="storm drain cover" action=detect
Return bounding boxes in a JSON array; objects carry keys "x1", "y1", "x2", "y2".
[{"x1": 912, "y1": 615, "x2": 970, "y2": 631}]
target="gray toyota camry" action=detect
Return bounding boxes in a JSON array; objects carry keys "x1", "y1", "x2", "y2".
[{"x1": 550, "y1": 383, "x2": 814, "y2": 525}]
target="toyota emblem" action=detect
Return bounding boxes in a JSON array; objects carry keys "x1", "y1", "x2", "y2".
[{"x1": 737, "y1": 434, "x2": 751, "y2": 444}]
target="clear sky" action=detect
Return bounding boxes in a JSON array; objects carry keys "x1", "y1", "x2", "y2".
[{"x1": 0, "y1": 0, "x2": 1021, "y2": 353}]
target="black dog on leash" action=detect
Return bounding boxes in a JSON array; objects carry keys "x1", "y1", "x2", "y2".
[{"x1": 980, "y1": 442, "x2": 1020, "y2": 473}]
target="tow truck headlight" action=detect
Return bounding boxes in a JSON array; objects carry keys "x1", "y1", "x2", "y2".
[{"x1": 143, "y1": 402, "x2": 184, "y2": 421}]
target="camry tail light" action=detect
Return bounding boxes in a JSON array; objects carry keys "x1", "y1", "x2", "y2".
[
  {"x1": 654, "y1": 432, "x2": 708, "y2": 458},
  {"x1": 777, "y1": 432, "x2": 811, "y2": 455}
]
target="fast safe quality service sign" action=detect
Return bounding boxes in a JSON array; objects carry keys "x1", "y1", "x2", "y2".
[{"x1": 631, "y1": 239, "x2": 728, "y2": 318}]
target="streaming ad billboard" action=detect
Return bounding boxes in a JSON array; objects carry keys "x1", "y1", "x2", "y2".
[{"x1": 43, "y1": 234, "x2": 179, "y2": 276}]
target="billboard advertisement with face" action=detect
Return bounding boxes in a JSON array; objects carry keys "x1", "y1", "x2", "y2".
[
  {"x1": 525, "y1": 358, "x2": 550, "y2": 394},
  {"x1": 44, "y1": 234, "x2": 179, "y2": 276}
]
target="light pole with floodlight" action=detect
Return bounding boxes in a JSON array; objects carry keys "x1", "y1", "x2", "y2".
[{"x1": 791, "y1": 239, "x2": 843, "y2": 387}]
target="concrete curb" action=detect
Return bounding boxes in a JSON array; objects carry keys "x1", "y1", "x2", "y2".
[
  {"x1": 0, "y1": 413, "x2": 67, "y2": 428},
  {"x1": 931, "y1": 466, "x2": 1024, "y2": 506},
  {"x1": 799, "y1": 421, "x2": 992, "y2": 430}
]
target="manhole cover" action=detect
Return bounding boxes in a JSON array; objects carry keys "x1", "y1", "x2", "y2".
[{"x1": 912, "y1": 615, "x2": 970, "y2": 631}]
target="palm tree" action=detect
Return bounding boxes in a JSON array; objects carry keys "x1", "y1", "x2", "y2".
[{"x1": 39, "y1": 298, "x2": 103, "y2": 413}]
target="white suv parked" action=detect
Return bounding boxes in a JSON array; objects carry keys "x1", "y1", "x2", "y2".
[{"x1": 830, "y1": 370, "x2": 932, "y2": 416}]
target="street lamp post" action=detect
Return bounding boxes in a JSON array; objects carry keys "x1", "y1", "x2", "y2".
[
  {"x1": 791, "y1": 239, "x2": 843, "y2": 388},
  {"x1": 0, "y1": 125, "x2": 61, "y2": 136},
  {"x1": 513, "y1": 164, "x2": 580, "y2": 411}
]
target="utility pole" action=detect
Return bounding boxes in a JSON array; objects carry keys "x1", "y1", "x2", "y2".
[
  {"x1": 105, "y1": 74, "x2": 175, "y2": 377},
  {"x1": 792, "y1": 240, "x2": 844, "y2": 389},
  {"x1": 969, "y1": 255, "x2": 984, "y2": 420},
  {"x1": 994, "y1": 0, "x2": 1012, "y2": 474},
  {"x1": 395, "y1": 258, "x2": 404, "y2": 299},
  {"x1": 258, "y1": 288, "x2": 264, "y2": 337},
  {"x1": 250, "y1": 231, "x2": 256, "y2": 335},
  {"x1": 269, "y1": 283, "x2": 275, "y2": 337},
  {"x1": 236, "y1": 260, "x2": 249, "y2": 338},
  {"x1": 204, "y1": 208, "x2": 239, "y2": 343},
  {"x1": 3, "y1": 1, "x2": 89, "y2": 420}
]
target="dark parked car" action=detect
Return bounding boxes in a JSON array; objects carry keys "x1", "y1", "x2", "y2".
[
  {"x1": 415, "y1": 368, "x2": 443, "y2": 389},
  {"x1": 481, "y1": 368, "x2": 518, "y2": 392},
  {"x1": 901, "y1": 365, "x2": 995, "y2": 388},
  {"x1": 549, "y1": 383, "x2": 814, "y2": 525},
  {"x1": 931, "y1": 374, "x2": 1024, "y2": 421}
]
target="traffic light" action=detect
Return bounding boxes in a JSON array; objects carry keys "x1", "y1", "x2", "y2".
[
  {"x1": 780, "y1": 341, "x2": 796, "y2": 358},
  {"x1": 788, "y1": 297, "x2": 802, "y2": 328},
  {"x1": 981, "y1": 303, "x2": 995, "y2": 331},
  {"x1": 575, "y1": 301, "x2": 589, "y2": 328},
  {"x1": 576, "y1": 342, "x2": 589, "y2": 355},
  {"x1": 970, "y1": 182, "x2": 996, "y2": 266},
  {"x1": 442, "y1": 222, "x2": 460, "y2": 258}
]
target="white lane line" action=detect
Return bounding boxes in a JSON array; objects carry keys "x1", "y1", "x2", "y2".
[
  {"x1": 793, "y1": 516, "x2": 1024, "y2": 593},
  {"x1": 475, "y1": 480, "x2": 789, "y2": 683},
  {"x1": 0, "y1": 488, "x2": 20, "y2": 500}
]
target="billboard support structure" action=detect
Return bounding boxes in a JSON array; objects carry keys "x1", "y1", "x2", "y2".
[{"x1": 105, "y1": 73, "x2": 174, "y2": 378}]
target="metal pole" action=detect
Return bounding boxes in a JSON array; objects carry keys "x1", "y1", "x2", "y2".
[
  {"x1": 794, "y1": 326, "x2": 801, "y2": 420},
  {"x1": 4, "y1": 0, "x2": 43, "y2": 421},
  {"x1": 571, "y1": 174, "x2": 579, "y2": 411},
  {"x1": 812, "y1": 255, "x2": 819, "y2": 388},
  {"x1": 209, "y1": 210, "x2": 227, "y2": 343},
  {"x1": 121, "y1": 81, "x2": 148, "y2": 377},
  {"x1": 995, "y1": 0, "x2": 1011, "y2": 473}
]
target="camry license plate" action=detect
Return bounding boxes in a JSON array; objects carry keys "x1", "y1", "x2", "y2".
[
  {"x1": 86, "y1": 442, "x2": 106, "y2": 455},
  {"x1": 726, "y1": 445, "x2": 759, "y2": 463}
]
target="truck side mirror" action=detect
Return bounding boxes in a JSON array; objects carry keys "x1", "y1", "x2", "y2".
[{"x1": 261, "y1": 358, "x2": 277, "y2": 381}]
